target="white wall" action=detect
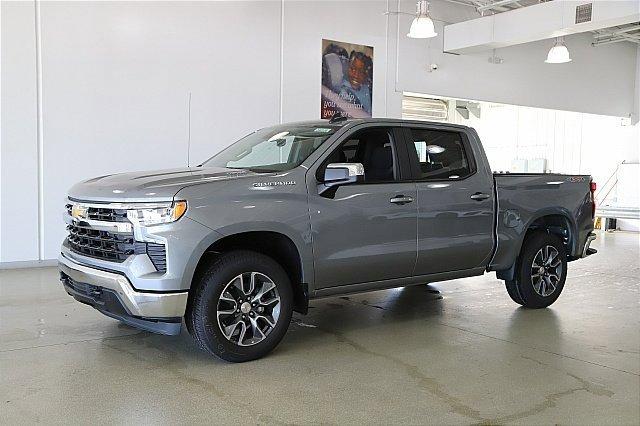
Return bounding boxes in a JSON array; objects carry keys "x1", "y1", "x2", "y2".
[
  {"x1": 1, "y1": 1, "x2": 39, "y2": 262},
  {"x1": 1, "y1": 0, "x2": 638, "y2": 263},
  {"x1": 281, "y1": 0, "x2": 389, "y2": 121},
  {"x1": 37, "y1": 1, "x2": 282, "y2": 259}
]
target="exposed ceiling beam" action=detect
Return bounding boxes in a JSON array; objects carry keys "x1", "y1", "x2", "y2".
[
  {"x1": 592, "y1": 22, "x2": 640, "y2": 46},
  {"x1": 440, "y1": 0, "x2": 482, "y2": 8},
  {"x1": 477, "y1": 0, "x2": 523, "y2": 13},
  {"x1": 592, "y1": 35, "x2": 640, "y2": 46},
  {"x1": 593, "y1": 24, "x2": 640, "y2": 39}
]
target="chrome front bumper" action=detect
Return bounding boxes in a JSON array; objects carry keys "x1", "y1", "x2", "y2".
[{"x1": 59, "y1": 253, "x2": 188, "y2": 318}]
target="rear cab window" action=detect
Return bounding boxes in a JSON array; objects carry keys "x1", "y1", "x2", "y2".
[{"x1": 406, "y1": 128, "x2": 474, "y2": 180}]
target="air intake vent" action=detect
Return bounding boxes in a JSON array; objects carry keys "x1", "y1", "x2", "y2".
[
  {"x1": 575, "y1": 3, "x2": 592, "y2": 24},
  {"x1": 402, "y1": 96, "x2": 448, "y2": 121},
  {"x1": 146, "y1": 243, "x2": 167, "y2": 272}
]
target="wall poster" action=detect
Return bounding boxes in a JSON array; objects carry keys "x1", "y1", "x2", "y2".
[{"x1": 321, "y1": 39, "x2": 373, "y2": 119}]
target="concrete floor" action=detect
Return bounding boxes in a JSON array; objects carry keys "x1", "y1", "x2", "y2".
[{"x1": 1, "y1": 232, "x2": 638, "y2": 425}]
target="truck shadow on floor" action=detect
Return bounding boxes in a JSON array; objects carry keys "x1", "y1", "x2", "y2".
[
  {"x1": 103, "y1": 284, "x2": 565, "y2": 364},
  {"x1": 100, "y1": 284, "x2": 447, "y2": 363}
]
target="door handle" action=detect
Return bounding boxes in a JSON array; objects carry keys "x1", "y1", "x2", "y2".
[
  {"x1": 390, "y1": 195, "x2": 414, "y2": 205},
  {"x1": 470, "y1": 192, "x2": 491, "y2": 201}
]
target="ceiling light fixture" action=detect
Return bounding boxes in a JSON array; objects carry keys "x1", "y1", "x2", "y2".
[
  {"x1": 545, "y1": 37, "x2": 572, "y2": 64},
  {"x1": 407, "y1": 1, "x2": 438, "y2": 39}
]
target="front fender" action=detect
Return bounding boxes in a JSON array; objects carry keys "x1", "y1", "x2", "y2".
[
  {"x1": 175, "y1": 168, "x2": 313, "y2": 289},
  {"x1": 178, "y1": 223, "x2": 225, "y2": 290}
]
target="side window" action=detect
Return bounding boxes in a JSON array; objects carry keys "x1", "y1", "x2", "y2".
[
  {"x1": 323, "y1": 128, "x2": 397, "y2": 183},
  {"x1": 408, "y1": 129, "x2": 473, "y2": 180}
]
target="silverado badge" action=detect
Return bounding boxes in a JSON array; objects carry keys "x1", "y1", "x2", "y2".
[{"x1": 253, "y1": 181, "x2": 296, "y2": 188}]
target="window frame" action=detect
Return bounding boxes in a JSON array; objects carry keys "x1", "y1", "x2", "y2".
[
  {"x1": 400, "y1": 126, "x2": 477, "y2": 182},
  {"x1": 315, "y1": 126, "x2": 413, "y2": 185}
]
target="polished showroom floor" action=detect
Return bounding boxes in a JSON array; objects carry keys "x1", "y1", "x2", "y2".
[{"x1": 1, "y1": 231, "x2": 638, "y2": 424}]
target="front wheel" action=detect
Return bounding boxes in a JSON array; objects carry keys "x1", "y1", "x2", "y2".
[
  {"x1": 505, "y1": 231, "x2": 567, "y2": 309},
  {"x1": 187, "y1": 250, "x2": 293, "y2": 362}
]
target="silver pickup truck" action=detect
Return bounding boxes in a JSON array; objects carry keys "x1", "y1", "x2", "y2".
[{"x1": 59, "y1": 118, "x2": 597, "y2": 362}]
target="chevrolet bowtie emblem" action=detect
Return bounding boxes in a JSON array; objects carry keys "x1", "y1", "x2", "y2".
[{"x1": 71, "y1": 204, "x2": 88, "y2": 219}]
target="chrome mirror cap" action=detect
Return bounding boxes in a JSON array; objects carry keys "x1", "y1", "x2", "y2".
[{"x1": 326, "y1": 162, "x2": 365, "y2": 177}]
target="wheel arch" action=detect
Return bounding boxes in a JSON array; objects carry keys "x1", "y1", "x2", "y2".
[
  {"x1": 523, "y1": 209, "x2": 577, "y2": 252},
  {"x1": 496, "y1": 208, "x2": 577, "y2": 281},
  {"x1": 188, "y1": 227, "x2": 310, "y2": 315}
]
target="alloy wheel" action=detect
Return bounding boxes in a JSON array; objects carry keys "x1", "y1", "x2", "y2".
[
  {"x1": 531, "y1": 245, "x2": 563, "y2": 297},
  {"x1": 216, "y1": 272, "x2": 281, "y2": 346}
]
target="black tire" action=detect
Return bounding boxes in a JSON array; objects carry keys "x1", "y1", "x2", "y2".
[
  {"x1": 505, "y1": 279, "x2": 525, "y2": 306},
  {"x1": 186, "y1": 250, "x2": 293, "y2": 362},
  {"x1": 505, "y1": 231, "x2": 567, "y2": 309}
]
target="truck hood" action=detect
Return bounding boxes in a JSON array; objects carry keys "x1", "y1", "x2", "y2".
[{"x1": 67, "y1": 166, "x2": 261, "y2": 203}]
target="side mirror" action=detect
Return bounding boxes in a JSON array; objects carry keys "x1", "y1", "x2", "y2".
[{"x1": 320, "y1": 163, "x2": 364, "y2": 194}]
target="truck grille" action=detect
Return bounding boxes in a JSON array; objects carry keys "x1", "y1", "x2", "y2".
[
  {"x1": 65, "y1": 203, "x2": 128, "y2": 222},
  {"x1": 67, "y1": 224, "x2": 140, "y2": 262},
  {"x1": 66, "y1": 223, "x2": 167, "y2": 272}
]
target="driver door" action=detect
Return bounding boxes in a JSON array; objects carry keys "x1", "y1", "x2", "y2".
[{"x1": 307, "y1": 126, "x2": 418, "y2": 289}]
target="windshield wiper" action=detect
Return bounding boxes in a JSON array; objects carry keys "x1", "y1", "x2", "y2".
[{"x1": 247, "y1": 168, "x2": 279, "y2": 173}]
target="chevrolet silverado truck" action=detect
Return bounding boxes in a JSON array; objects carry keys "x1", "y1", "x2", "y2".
[{"x1": 59, "y1": 117, "x2": 597, "y2": 362}]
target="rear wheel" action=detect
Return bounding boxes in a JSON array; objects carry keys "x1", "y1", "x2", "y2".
[
  {"x1": 187, "y1": 250, "x2": 293, "y2": 362},
  {"x1": 504, "y1": 232, "x2": 567, "y2": 309}
]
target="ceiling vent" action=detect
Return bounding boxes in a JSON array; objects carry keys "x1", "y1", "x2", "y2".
[
  {"x1": 575, "y1": 3, "x2": 593, "y2": 24},
  {"x1": 402, "y1": 96, "x2": 448, "y2": 121}
]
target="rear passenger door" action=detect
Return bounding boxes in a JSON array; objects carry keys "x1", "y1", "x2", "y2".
[{"x1": 402, "y1": 126, "x2": 495, "y2": 275}]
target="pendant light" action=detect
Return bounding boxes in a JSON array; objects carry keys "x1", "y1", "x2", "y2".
[
  {"x1": 407, "y1": 1, "x2": 437, "y2": 39},
  {"x1": 545, "y1": 37, "x2": 572, "y2": 64}
]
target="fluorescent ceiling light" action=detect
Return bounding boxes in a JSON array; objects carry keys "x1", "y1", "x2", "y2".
[
  {"x1": 545, "y1": 37, "x2": 572, "y2": 64},
  {"x1": 407, "y1": 1, "x2": 437, "y2": 39}
]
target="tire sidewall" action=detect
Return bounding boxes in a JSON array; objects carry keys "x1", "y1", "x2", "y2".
[
  {"x1": 517, "y1": 232, "x2": 567, "y2": 308},
  {"x1": 195, "y1": 251, "x2": 293, "y2": 362}
]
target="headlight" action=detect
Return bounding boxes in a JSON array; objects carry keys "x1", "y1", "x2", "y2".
[{"x1": 127, "y1": 201, "x2": 187, "y2": 226}]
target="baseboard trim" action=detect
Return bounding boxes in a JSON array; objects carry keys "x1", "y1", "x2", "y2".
[{"x1": 0, "y1": 259, "x2": 57, "y2": 270}]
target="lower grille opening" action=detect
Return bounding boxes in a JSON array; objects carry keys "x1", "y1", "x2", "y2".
[{"x1": 60, "y1": 272, "x2": 129, "y2": 317}]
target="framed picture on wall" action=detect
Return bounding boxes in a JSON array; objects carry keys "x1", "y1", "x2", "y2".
[{"x1": 321, "y1": 39, "x2": 373, "y2": 119}]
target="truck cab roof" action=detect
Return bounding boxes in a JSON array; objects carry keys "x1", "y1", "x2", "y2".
[{"x1": 297, "y1": 118, "x2": 474, "y2": 132}]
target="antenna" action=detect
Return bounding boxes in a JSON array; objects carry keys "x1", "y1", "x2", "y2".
[{"x1": 186, "y1": 91, "x2": 192, "y2": 167}]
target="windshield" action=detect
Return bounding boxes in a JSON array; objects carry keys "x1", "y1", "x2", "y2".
[{"x1": 201, "y1": 124, "x2": 340, "y2": 172}]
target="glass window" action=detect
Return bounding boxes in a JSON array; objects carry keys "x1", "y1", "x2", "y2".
[
  {"x1": 408, "y1": 129, "x2": 472, "y2": 180},
  {"x1": 202, "y1": 124, "x2": 341, "y2": 172},
  {"x1": 323, "y1": 128, "x2": 396, "y2": 183}
]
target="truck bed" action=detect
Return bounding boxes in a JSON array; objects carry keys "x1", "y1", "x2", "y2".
[{"x1": 489, "y1": 173, "x2": 594, "y2": 272}]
